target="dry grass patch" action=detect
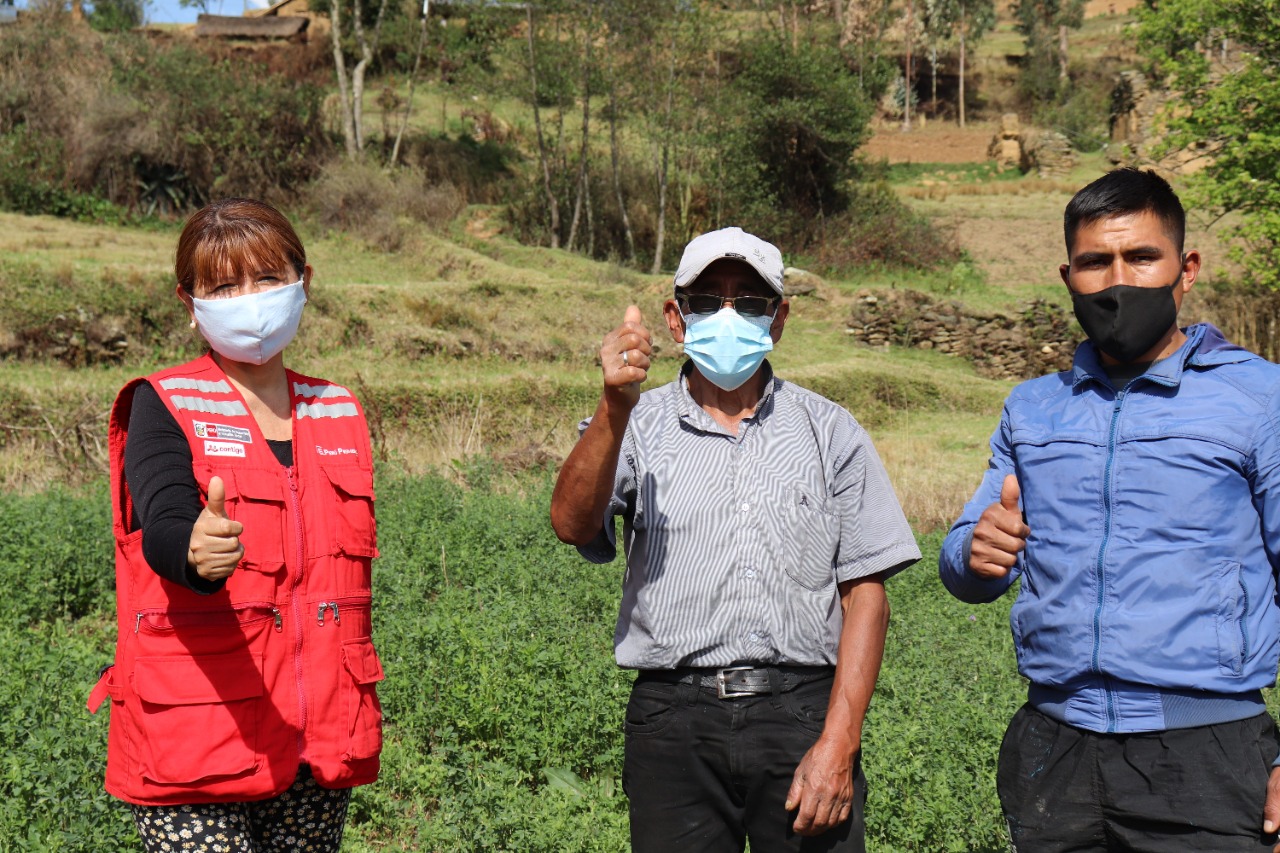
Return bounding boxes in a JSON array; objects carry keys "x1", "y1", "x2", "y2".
[{"x1": 872, "y1": 409, "x2": 1001, "y2": 534}]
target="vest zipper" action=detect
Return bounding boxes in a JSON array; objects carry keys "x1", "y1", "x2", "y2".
[
  {"x1": 316, "y1": 595, "x2": 367, "y2": 626},
  {"x1": 286, "y1": 466, "x2": 308, "y2": 758},
  {"x1": 316, "y1": 602, "x2": 342, "y2": 626},
  {"x1": 134, "y1": 601, "x2": 278, "y2": 633}
]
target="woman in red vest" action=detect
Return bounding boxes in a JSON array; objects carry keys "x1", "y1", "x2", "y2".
[{"x1": 89, "y1": 198, "x2": 383, "y2": 852}]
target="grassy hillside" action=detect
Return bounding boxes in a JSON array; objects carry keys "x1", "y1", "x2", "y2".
[{"x1": 0, "y1": 206, "x2": 1016, "y2": 531}]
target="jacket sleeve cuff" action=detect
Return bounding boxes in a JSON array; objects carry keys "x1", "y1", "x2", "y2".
[{"x1": 940, "y1": 525, "x2": 1015, "y2": 604}]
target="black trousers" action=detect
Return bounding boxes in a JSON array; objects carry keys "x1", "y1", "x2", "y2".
[
  {"x1": 622, "y1": 675, "x2": 866, "y2": 853},
  {"x1": 998, "y1": 704, "x2": 1280, "y2": 852}
]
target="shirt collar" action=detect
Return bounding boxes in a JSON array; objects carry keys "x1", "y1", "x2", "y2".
[{"x1": 677, "y1": 360, "x2": 778, "y2": 434}]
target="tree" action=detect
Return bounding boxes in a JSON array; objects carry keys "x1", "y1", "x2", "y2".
[
  {"x1": 1138, "y1": 0, "x2": 1280, "y2": 290},
  {"x1": 719, "y1": 32, "x2": 873, "y2": 242},
  {"x1": 520, "y1": 0, "x2": 567, "y2": 249},
  {"x1": 1015, "y1": 0, "x2": 1084, "y2": 95},
  {"x1": 88, "y1": 0, "x2": 144, "y2": 29},
  {"x1": 922, "y1": 0, "x2": 995, "y2": 126},
  {"x1": 324, "y1": 0, "x2": 392, "y2": 159},
  {"x1": 840, "y1": 0, "x2": 897, "y2": 99},
  {"x1": 177, "y1": 0, "x2": 211, "y2": 16}
]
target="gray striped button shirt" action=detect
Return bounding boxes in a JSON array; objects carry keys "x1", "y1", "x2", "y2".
[{"x1": 579, "y1": 362, "x2": 921, "y2": 670}]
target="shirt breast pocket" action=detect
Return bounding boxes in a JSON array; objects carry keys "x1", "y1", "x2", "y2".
[{"x1": 781, "y1": 486, "x2": 840, "y2": 591}]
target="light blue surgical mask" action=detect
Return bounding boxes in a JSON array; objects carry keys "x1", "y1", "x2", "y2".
[
  {"x1": 192, "y1": 280, "x2": 307, "y2": 365},
  {"x1": 681, "y1": 306, "x2": 774, "y2": 391}
]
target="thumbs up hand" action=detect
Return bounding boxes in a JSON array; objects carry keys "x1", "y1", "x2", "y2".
[
  {"x1": 600, "y1": 304, "x2": 652, "y2": 408},
  {"x1": 187, "y1": 475, "x2": 245, "y2": 582},
  {"x1": 969, "y1": 474, "x2": 1029, "y2": 580}
]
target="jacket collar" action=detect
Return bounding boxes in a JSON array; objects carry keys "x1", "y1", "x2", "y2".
[{"x1": 1071, "y1": 323, "x2": 1255, "y2": 391}]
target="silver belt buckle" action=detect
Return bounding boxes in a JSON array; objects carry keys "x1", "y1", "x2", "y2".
[{"x1": 716, "y1": 665, "x2": 756, "y2": 699}]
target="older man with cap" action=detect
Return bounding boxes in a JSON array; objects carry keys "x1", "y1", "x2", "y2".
[{"x1": 551, "y1": 226, "x2": 920, "y2": 852}]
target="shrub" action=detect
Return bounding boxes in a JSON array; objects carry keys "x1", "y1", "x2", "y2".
[
  {"x1": 1033, "y1": 70, "x2": 1115, "y2": 154},
  {"x1": 807, "y1": 181, "x2": 963, "y2": 273},
  {"x1": 0, "y1": 19, "x2": 327, "y2": 219},
  {"x1": 305, "y1": 159, "x2": 465, "y2": 251}
]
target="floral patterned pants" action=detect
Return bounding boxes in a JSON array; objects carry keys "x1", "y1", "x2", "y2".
[{"x1": 130, "y1": 766, "x2": 351, "y2": 853}]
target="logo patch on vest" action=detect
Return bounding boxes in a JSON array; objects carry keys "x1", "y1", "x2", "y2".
[
  {"x1": 316, "y1": 445, "x2": 358, "y2": 457},
  {"x1": 204, "y1": 440, "x2": 247, "y2": 458},
  {"x1": 193, "y1": 421, "x2": 252, "y2": 443}
]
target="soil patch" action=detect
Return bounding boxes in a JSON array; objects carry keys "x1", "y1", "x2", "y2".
[{"x1": 863, "y1": 121, "x2": 996, "y2": 164}]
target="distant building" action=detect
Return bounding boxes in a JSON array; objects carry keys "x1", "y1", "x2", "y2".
[
  {"x1": 433, "y1": 0, "x2": 528, "y2": 15},
  {"x1": 197, "y1": 0, "x2": 326, "y2": 40}
]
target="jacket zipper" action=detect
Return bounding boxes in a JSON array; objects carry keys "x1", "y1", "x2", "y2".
[
  {"x1": 286, "y1": 466, "x2": 308, "y2": 758},
  {"x1": 1094, "y1": 388, "x2": 1126, "y2": 732}
]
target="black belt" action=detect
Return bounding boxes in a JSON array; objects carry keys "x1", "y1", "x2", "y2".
[{"x1": 637, "y1": 665, "x2": 834, "y2": 699}]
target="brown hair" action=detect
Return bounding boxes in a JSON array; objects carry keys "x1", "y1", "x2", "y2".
[{"x1": 175, "y1": 198, "x2": 306, "y2": 295}]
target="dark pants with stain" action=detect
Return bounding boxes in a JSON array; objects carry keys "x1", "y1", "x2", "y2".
[
  {"x1": 623, "y1": 673, "x2": 865, "y2": 853},
  {"x1": 998, "y1": 703, "x2": 1280, "y2": 852}
]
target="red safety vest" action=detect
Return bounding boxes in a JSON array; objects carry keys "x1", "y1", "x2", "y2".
[{"x1": 88, "y1": 354, "x2": 384, "y2": 805}]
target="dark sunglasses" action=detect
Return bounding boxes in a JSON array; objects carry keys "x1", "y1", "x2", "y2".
[{"x1": 677, "y1": 292, "x2": 779, "y2": 318}]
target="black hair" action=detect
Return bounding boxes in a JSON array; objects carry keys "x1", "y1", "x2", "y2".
[{"x1": 1063, "y1": 167, "x2": 1185, "y2": 257}]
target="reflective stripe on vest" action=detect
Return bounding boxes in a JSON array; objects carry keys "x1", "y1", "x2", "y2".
[
  {"x1": 158, "y1": 377, "x2": 233, "y2": 394},
  {"x1": 170, "y1": 396, "x2": 249, "y2": 417},
  {"x1": 296, "y1": 401, "x2": 359, "y2": 419},
  {"x1": 293, "y1": 382, "x2": 352, "y2": 399}
]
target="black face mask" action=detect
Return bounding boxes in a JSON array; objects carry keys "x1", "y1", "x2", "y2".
[{"x1": 1070, "y1": 275, "x2": 1181, "y2": 364}]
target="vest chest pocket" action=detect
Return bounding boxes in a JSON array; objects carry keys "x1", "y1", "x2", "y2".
[
  {"x1": 323, "y1": 465, "x2": 378, "y2": 559},
  {"x1": 781, "y1": 486, "x2": 840, "y2": 591},
  {"x1": 196, "y1": 467, "x2": 287, "y2": 572},
  {"x1": 340, "y1": 639, "x2": 384, "y2": 761},
  {"x1": 132, "y1": 653, "x2": 264, "y2": 785}
]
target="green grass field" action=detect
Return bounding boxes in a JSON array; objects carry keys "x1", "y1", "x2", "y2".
[{"x1": 1, "y1": 476, "x2": 1024, "y2": 852}]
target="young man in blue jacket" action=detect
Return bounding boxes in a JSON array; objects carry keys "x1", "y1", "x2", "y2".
[{"x1": 940, "y1": 167, "x2": 1280, "y2": 852}]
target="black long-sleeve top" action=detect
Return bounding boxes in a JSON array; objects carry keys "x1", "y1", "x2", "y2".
[{"x1": 124, "y1": 382, "x2": 292, "y2": 594}]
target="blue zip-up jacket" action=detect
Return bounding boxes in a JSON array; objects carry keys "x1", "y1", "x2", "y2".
[{"x1": 940, "y1": 324, "x2": 1280, "y2": 734}]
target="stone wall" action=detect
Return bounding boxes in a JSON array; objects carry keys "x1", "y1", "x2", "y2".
[{"x1": 846, "y1": 288, "x2": 1078, "y2": 381}]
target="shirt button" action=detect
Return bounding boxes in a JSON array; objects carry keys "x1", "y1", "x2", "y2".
[
  {"x1": 749, "y1": 633, "x2": 760, "y2": 642},
  {"x1": 740, "y1": 502, "x2": 750, "y2": 512},
  {"x1": 744, "y1": 568, "x2": 755, "y2": 578}
]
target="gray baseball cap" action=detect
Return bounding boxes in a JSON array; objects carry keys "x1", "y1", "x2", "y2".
[{"x1": 673, "y1": 226, "x2": 785, "y2": 297}]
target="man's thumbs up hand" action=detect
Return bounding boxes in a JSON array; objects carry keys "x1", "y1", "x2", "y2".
[
  {"x1": 187, "y1": 475, "x2": 245, "y2": 582},
  {"x1": 600, "y1": 304, "x2": 652, "y2": 408},
  {"x1": 999, "y1": 473, "x2": 1021, "y2": 513},
  {"x1": 969, "y1": 474, "x2": 1029, "y2": 580}
]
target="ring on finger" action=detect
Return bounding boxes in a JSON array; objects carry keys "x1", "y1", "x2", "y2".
[{"x1": 622, "y1": 349, "x2": 630, "y2": 367}]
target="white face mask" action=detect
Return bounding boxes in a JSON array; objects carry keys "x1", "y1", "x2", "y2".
[{"x1": 192, "y1": 280, "x2": 307, "y2": 365}]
